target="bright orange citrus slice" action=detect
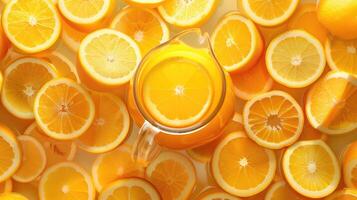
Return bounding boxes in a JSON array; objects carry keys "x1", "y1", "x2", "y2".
[
  {"x1": 342, "y1": 141, "x2": 357, "y2": 188},
  {"x1": 306, "y1": 71, "x2": 357, "y2": 134},
  {"x1": 211, "y1": 12, "x2": 263, "y2": 73},
  {"x1": 195, "y1": 187, "x2": 242, "y2": 200},
  {"x1": 211, "y1": 132, "x2": 276, "y2": 197},
  {"x1": 77, "y1": 92, "x2": 130, "y2": 153},
  {"x1": 243, "y1": 90, "x2": 304, "y2": 149},
  {"x1": 326, "y1": 188, "x2": 357, "y2": 200},
  {"x1": 43, "y1": 52, "x2": 80, "y2": 82},
  {"x1": 1, "y1": 0, "x2": 61, "y2": 53},
  {"x1": 1, "y1": 58, "x2": 57, "y2": 119},
  {"x1": 146, "y1": 151, "x2": 196, "y2": 200},
  {"x1": 0, "y1": 193, "x2": 28, "y2": 200},
  {"x1": 265, "y1": 181, "x2": 309, "y2": 200},
  {"x1": 266, "y1": 30, "x2": 326, "y2": 88},
  {"x1": 34, "y1": 78, "x2": 95, "y2": 140},
  {"x1": 0, "y1": 179, "x2": 12, "y2": 193},
  {"x1": 110, "y1": 7, "x2": 169, "y2": 55},
  {"x1": 0, "y1": 124, "x2": 21, "y2": 182},
  {"x1": 325, "y1": 37, "x2": 357, "y2": 76},
  {"x1": 283, "y1": 140, "x2": 340, "y2": 198}
]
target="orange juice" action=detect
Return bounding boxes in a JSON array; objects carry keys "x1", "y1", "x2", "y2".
[{"x1": 128, "y1": 41, "x2": 235, "y2": 149}]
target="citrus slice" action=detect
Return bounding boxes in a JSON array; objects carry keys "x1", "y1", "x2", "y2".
[
  {"x1": 110, "y1": 7, "x2": 169, "y2": 55},
  {"x1": 24, "y1": 123, "x2": 76, "y2": 166},
  {"x1": 39, "y1": 162, "x2": 95, "y2": 200},
  {"x1": 58, "y1": 0, "x2": 115, "y2": 30},
  {"x1": 61, "y1": 18, "x2": 88, "y2": 52},
  {"x1": 195, "y1": 187, "x2": 242, "y2": 200},
  {"x1": 79, "y1": 29, "x2": 141, "y2": 89},
  {"x1": 98, "y1": 178, "x2": 160, "y2": 200},
  {"x1": 12, "y1": 135, "x2": 46, "y2": 183},
  {"x1": 0, "y1": 193, "x2": 28, "y2": 200},
  {"x1": 123, "y1": 0, "x2": 165, "y2": 8},
  {"x1": 0, "y1": 124, "x2": 21, "y2": 182},
  {"x1": 1, "y1": 0, "x2": 61, "y2": 53},
  {"x1": 326, "y1": 188, "x2": 357, "y2": 200},
  {"x1": 211, "y1": 132, "x2": 276, "y2": 197},
  {"x1": 0, "y1": 179, "x2": 12, "y2": 193},
  {"x1": 265, "y1": 181, "x2": 308, "y2": 200},
  {"x1": 158, "y1": 0, "x2": 218, "y2": 27},
  {"x1": 231, "y1": 57, "x2": 273, "y2": 100},
  {"x1": 43, "y1": 52, "x2": 80, "y2": 82},
  {"x1": 325, "y1": 37, "x2": 357, "y2": 76},
  {"x1": 34, "y1": 78, "x2": 95, "y2": 140},
  {"x1": 1, "y1": 58, "x2": 57, "y2": 119},
  {"x1": 288, "y1": 3, "x2": 328, "y2": 44},
  {"x1": 92, "y1": 145, "x2": 144, "y2": 192},
  {"x1": 241, "y1": 0, "x2": 299, "y2": 26},
  {"x1": 77, "y1": 92, "x2": 130, "y2": 153},
  {"x1": 306, "y1": 71, "x2": 357, "y2": 134},
  {"x1": 343, "y1": 141, "x2": 357, "y2": 188},
  {"x1": 146, "y1": 151, "x2": 196, "y2": 200},
  {"x1": 266, "y1": 30, "x2": 326, "y2": 88},
  {"x1": 282, "y1": 140, "x2": 340, "y2": 198},
  {"x1": 187, "y1": 112, "x2": 243, "y2": 163},
  {"x1": 243, "y1": 90, "x2": 304, "y2": 149},
  {"x1": 211, "y1": 12, "x2": 263, "y2": 73}
]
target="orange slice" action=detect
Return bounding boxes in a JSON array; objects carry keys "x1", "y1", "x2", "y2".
[
  {"x1": 146, "y1": 151, "x2": 196, "y2": 200},
  {"x1": 77, "y1": 92, "x2": 130, "y2": 153},
  {"x1": 110, "y1": 7, "x2": 169, "y2": 55},
  {"x1": 0, "y1": 179, "x2": 12, "y2": 193},
  {"x1": 288, "y1": 3, "x2": 328, "y2": 44},
  {"x1": 33, "y1": 78, "x2": 95, "y2": 140},
  {"x1": 187, "y1": 112, "x2": 243, "y2": 163},
  {"x1": 266, "y1": 30, "x2": 326, "y2": 88},
  {"x1": 39, "y1": 162, "x2": 95, "y2": 200},
  {"x1": 326, "y1": 188, "x2": 357, "y2": 200},
  {"x1": 79, "y1": 29, "x2": 141, "y2": 89},
  {"x1": 211, "y1": 132, "x2": 276, "y2": 197},
  {"x1": 2, "y1": 0, "x2": 61, "y2": 53},
  {"x1": 123, "y1": 0, "x2": 165, "y2": 8},
  {"x1": 0, "y1": 124, "x2": 21, "y2": 182},
  {"x1": 158, "y1": 0, "x2": 218, "y2": 27},
  {"x1": 61, "y1": 18, "x2": 88, "y2": 52},
  {"x1": 1, "y1": 58, "x2": 57, "y2": 119},
  {"x1": 195, "y1": 187, "x2": 242, "y2": 200},
  {"x1": 306, "y1": 71, "x2": 357, "y2": 134},
  {"x1": 325, "y1": 37, "x2": 357, "y2": 76},
  {"x1": 211, "y1": 12, "x2": 263, "y2": 73},
  {"x1": 241, "y1": 0, "x2": 299, "y2": 26},
  {"x1": 98, "y1": 178, "x2": 160, "y2": 200},
  {"x1": 265, "y1": 181, "x2": 308, "y2": 200},
  {"x1": 58, "y1": 0, "x2": 115, "y2": 30},
  {"x1": 13, "y1": 135, "x2": 46, "y2": 183},
  {"x1": 92, "y1": 145, "x2": 144, "y2": 192},
  {"x1": 243, "y1": 90, "x2": 304, "y2": 149},
  {"x1": 43, "y1": 52, "x2": 80, "y2": 82},
  {"x1": 343, "y1": 141, "x2": 357, "y2": 188},
  {"x1": 283, "y1": 140, "x2": 340, "y2": 198},
  {"x1": 24, "y1": 122, "x2": 76, "y2": 166},
  {"x1": 231, "y1": 56, "x2": 273, "y2": 100},
  {"x1": 0, "y1": 193, "x2": 28, "y2": 200}
]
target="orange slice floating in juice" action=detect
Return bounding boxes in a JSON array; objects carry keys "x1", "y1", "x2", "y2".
[{"x1": 146, "y1": 151, "x2": 196, "y2": 200}]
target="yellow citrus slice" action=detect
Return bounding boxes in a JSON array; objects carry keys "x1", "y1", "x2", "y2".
[
  {"x1": 146, "y1": 151, "x2": 196, "y2": 200},
  {"x1": 43, "y1": 52, "x2": 80, "y2": 82},
  {"x1": 211, "y1": 132, "x2": 276, "y2": 197},
  {"x1": 211, "y1": 12, "x2": 263, "y2": 73},
  {"x1": 12, "y1": 135, "x2": 46, "y2": 183},
  {"x1": 0, "y1": 193, "x2": 28, "y2": 200},
  {"x1": 98, "y1": 178, "x2": 160, "y2": 200},
  {"x1": 195, "y1": 187, "x2": 242, "y2": 200},
  {"x1": 39, "y1": 162, "x2": 95, "y2": 200},
  {"x1": 1, "y1": 0, "x2": 61, "y2": 54},
  {"x1": 306, "y1": 71, "x2": 357, "y2": 134},
  {"x1": 58, "y1": 0, "x2": 115, "y2": 30},
  {"x1": 265, "y1": 181, "x2": 309, "y2": 200},
  {"x1": 1, "y1": 58, "x2": 57, "y2": 119},
  {"x1": 123, "y1": 0, "x2": 165, "y2": 8},
  {"x1": 158, "y1": 0, "x2": 218, "y2": 27},
  {"x1": 24, "y1": 122, "x2": 76, "y2": 166},
  {"x1": 61, "y1": 18, "x2": 88, "y2": 52},
  {"x1": 343, "y1": 141, "x2": 357, "y2": 188},
  {"x1": 79, "y1": 29, "x2": 141, "y2": 89},
  {"x1": 77, "y1": 92, "x2": 130, "y2": 153},
  {"x1": 110, "y1": 7, "x2": 169, "y2": 55},
  {"x1": 288, "y1": 3, "x2": 328, "y2": 44},
  {"x1": 0, "y1": 124, "x2": 21, "y2": 182},
  {"x1": 231, "y1": 56, "x2": 273, "y2": 100},
  {"x1": 243, "y1": 90, "x2": 304, "y2": 149},
  {"x1": 283, "y1": 140, "x2": 340, "y2": 198},
  {"x1": 0, "y1": 179, "x2": 12, "y2": 193},
  {"x1": 34, "y1": 78, "x2": 95, "y2": 140},
  {"x1": 266, "y1": 30, "x2": 325, "y2": 88},
  {"x1": 325, "y1": 37, "x2": 357, "y2": 76},
  {"x1": 241, "y1": 0, "x2": 299, "y2": 26},
  {"x1": 326, "y1": 188, "x2": 357, "y2": 200},
  {"x1": 187, "y1": 112, "x2": 243, "y2": 163},
  {"x1": 92, "y1": 145, "x2": 145, "y2": 192}
]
